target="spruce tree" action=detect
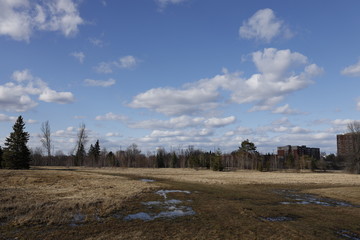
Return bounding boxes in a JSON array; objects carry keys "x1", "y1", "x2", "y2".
[{"x1": 3, "y1": 116, "x2": 31, "y2": 169}]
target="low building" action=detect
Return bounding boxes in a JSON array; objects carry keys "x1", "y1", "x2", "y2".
[{"x1": 277, "y1": 145, "x2": 320, "y2": 160}]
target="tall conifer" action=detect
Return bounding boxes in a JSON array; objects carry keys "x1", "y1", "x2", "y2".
[{"x1": 3, "y1": 116, "x2": 31, "y2": 169}]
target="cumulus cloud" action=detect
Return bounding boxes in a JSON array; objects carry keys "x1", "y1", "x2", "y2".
[
  {"x1": 70, "y1": 51, "x2": 85, "y2": 63},
  {"x1": 0, "y1": 69, "x2": 74, "y2": 112},
  {"x1": 38, "y1": 89, "x2": 74, "y2": 104},
  {"x1": 239, "y1": 8, "x2": 292, "y2": 42},
  {"x1": 83, "y1": 78, "x2": 116, "y2": 87},
  {"x1": 129, "y1": 87, "x2": 219, "y2": 116},
  {"x1": 341, "y1": 60, "x2": 360, "y2": 77},
  {"x1": 94, "y1": 55, "x2": 138, "y2": 74},
  {"x1": 0, "y1": 0, "x2": 84, "y2": 41},
  {"x1": 129, "y1": 48, "x2": 322, "y2": 115}
]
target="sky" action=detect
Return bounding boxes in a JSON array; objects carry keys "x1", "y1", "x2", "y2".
[{"x1": 1, "y1": 0, "x2": 360, "y2": 155}]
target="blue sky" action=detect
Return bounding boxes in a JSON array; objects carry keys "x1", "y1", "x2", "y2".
[{"x1": 1, "y1": 0, "x2": 360, "y2": 155}]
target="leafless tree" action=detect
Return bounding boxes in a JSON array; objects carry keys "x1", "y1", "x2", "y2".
[
  {"x1": 74, "y1": 123, "x2": 88, "y2": 166},
  {"x1": 346, "y1": 121, "x2": 360, "y2": 173},
  {"x1": 40, "y1": 121, "x2": 52, "y2": 162}
]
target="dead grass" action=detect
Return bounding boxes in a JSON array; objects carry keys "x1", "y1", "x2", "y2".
[
  {"x1": 84, "y1": 167, "x2": 360, "y2": 185},
  {"x1": 1, "y1": 167, "x2": 359, "y2": 240},
  {"x1": 0, "y1": 167, "x2": 153, "y2": 226}
]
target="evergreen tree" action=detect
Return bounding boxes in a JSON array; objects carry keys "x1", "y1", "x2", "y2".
[
  {"x1": 2, "y1": 116, "x2": 31, "y2": 169},
  {"x1": 88, "y1": 140, "x2": 100, "y2": 166},
  {"x1": 74, "y1": 143, "x2": 86, "y2": 166},
  {"x1": 156, "y1": 148, "x2": 166, "y2": 168}
]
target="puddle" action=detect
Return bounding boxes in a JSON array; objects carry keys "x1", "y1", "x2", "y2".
[
  {"x1": 140, "y1": 179, "x2": 155, "y2": 183},
  {"x1": 337, "y1": 230, "x2": 360, "y2": 240},
  {"x1": 274, "y1": 190, "x2": 358, "y2": 207},
  {"x1": 124, "y1": 212, "x2": 153, "y2": 221},
  {"x1": 124, "y1": 189, "x2": 195, "y2": 221},
  {"x1": 260, "y1": 216, "x2": 296, "y2": 222}
]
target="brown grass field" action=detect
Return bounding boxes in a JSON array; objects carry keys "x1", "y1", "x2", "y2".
[{"x1": 0, "y1": 167, "x2": 359, "y2": 239}]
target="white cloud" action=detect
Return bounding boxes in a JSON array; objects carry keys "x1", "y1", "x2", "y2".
[
  {"x1": 84, "y1": 78, "x2": 116, "y2": 87},
  {"x1": 94, "y1": 62, "x2": 113, "y2": 74},
  {"x1": 70, "y1": 51, "x2": 85, "y2": 63},
  {"x1": 129, "y1": 48, "x2": 321, "y2": 115},
  {"x1": 106, "y1": 132, "x2": 122, "y2": 137},
  {"x1": 38, "y1": 88, "x2": 74, "y2": 104},
  {"x1": 272, "y1": 104, "x2": 300, "y2": 115},
  {"x1": 155, "y1": 0, "x2": 188, "y2": 11},
  {"x1": 12, "y1": 69, "x2": 33, "y2": 82},
  {"x1": 0, "y1": 0, "x2": 84, "y2": 41},
  {"x1": 89, "y1": 37, "x2": 104, "y2": 47},
  {"x1": 0, "y1": 114, "x2": 37, "y2": 124},
  {"x1": 129, "y1": 115, "x2": 205, "y2": 129},
  {"x1": 26, "y1": 119, "x2": 38, "y2": 124},
  {"x1": 204, "y1": 116, "x2": 236, "y2": 127},
  {"x1": 117, "y1": 56, "x2": 137, "y2": 69},
  {"x1": 239, "y1": 8, "x2": 292, "y2": 42},
  {"x1": 130, "y1": 115, "x2": 235, "y2": 130},
  {"x1": 0, "y1": 113, "x2": 17, "y2": 122},
  {"x1": 129, "y1": 87, "x2": 219, "y2": 116},
  {"x1": 150, "y1": 130, "x2": 182, "y2": 137},
  {"x1": 95, "y1": 112, "x2": 128, "y2": 121},
  {"x1": 341, "y1": 60, "x2": 360, "y2": 77},
  {"x1": 332, "y1": 119, "x2": 354, "y2": 126},
  {"x1": 94, "y1": 55, "x2": 138, "y2": 74},
  {"x1": 0, "y1": 69, "x2": 74, "y2": 112}
]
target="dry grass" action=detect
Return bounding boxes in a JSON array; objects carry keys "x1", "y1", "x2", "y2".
[
  {"x1": 0, "y1": 167, "x2": 153, "y2": 226},
  {"x1": 85, "y1": 167, "x2": 360, "y2": 185},
  {"x1": 1, "y1": 167, "x2": 359, "y2": 239}
]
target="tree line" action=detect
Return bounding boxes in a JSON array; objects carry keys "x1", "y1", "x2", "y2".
[{"x1": 0, "y1": 116, "x2": 359, "y2": 173}]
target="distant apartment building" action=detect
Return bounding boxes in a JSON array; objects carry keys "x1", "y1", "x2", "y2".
[
  {"x1": 337, "y1": 133, "x2": 357, "y2": 156},
  {"x1": 277, "y1": 145, "x2": 320, "y2": 160}
]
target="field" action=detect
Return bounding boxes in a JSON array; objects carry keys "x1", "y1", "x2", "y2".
[{"x1": 1, "y1": 167, "x2": 360, "y2": 239}]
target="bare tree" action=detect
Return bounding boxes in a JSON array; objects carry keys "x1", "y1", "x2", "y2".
[
  {"x1": 40, "y1": 121, "x2": 52, "y2": 161},
  {"x1": 74, "y1": 123, "x2": 88, "y2": 166},
  {"x1": 346, "y1": 121, "x2": 360, "y2": 173}
]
